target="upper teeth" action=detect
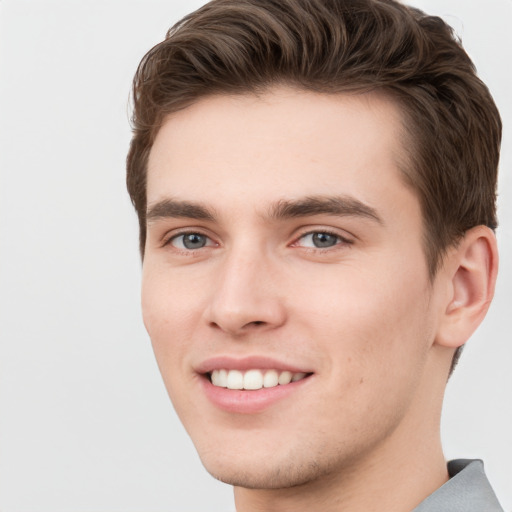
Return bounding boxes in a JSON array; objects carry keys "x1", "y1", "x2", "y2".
[{"x1": 210, "y1": 369, "x2": 307, "y2": 390}]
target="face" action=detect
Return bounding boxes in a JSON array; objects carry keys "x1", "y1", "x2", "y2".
[{"x1": 142, "y1": 88, "x2": 445, "y2": 489}]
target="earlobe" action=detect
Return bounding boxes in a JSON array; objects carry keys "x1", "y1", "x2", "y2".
[{"x1": 435, "y1": 226, "x2": 498, "y2": 349}]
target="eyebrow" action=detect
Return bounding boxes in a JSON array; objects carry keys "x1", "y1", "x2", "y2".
[
  {"x1": 268, "y1": 195, "x2": 383, "y2": 224},
  {"x1": 146, "y1": 195, "x2": 383, "y2": 225},
  {"x1": 146, "y1": 199, "x2": 216, "y2": 222}
]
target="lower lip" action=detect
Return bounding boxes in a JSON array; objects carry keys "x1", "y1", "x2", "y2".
[{"x1": 200, "y1": 375, "x2": 311, "y2": 414}]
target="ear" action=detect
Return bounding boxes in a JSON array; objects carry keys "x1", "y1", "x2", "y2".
[{"x1": 435, "y1": 226, "x2": 498, "y2": 349}]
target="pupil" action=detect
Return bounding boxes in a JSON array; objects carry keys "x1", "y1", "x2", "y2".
[
  {"x1": 312, "y1": 232, "x2": 337, "y2": 248},
  {"x1": 183, "y1": 233, "x2": 206, "y2": 249}
]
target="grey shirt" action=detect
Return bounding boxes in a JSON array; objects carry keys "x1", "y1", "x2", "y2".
[{"x1": 413, "y1": 459, "x2": 504, "y2": 511}]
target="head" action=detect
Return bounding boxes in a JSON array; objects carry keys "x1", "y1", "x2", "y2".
[
  {"x1": 127, "y1": 0, "x2": 501, "y2": 497},
  {"x1": 127, "y1": 0, "x2": 501, "y2": 373}
]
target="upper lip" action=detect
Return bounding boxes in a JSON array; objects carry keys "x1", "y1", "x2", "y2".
[{"x1": 195, "y1": 355, "x2": 312, "y2": 374}]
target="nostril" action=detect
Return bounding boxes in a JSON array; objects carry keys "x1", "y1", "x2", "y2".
[{"x1": 246, "y1": 320, "x2": 266, "y2": 328}]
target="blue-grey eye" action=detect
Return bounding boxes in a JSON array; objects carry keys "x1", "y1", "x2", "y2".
[
  {"x1": 172, "y1": 233, "x2": 210, "y2": 250},
  {"x1": 299, "y1": 232, "x2": 340, "y2": 248},
  {"x1": 184, "y1": 233, "x2": 207, "y2": 249},
  {"x1": 312, "y1": 232, "x2": 339, "y2": 248}
]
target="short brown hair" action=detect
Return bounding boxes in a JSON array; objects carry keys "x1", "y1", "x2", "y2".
[{"x1": 126, "y1": 0, "x2": 502, "y2": 367}]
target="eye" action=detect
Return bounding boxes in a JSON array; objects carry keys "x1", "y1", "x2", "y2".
[
  {"x1": 169, "y1": 232, "x2": 214, "y2": 250},
  {"x1": 297, "y1": 231, "x2": 347, "y2": 249}
]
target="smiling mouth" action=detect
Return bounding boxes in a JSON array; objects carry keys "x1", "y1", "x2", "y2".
[{"x1": 208, "y1": 369, "x2": 311, "y2": 390}]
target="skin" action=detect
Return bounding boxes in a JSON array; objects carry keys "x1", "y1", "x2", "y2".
[{"x1": 141, "y1": 88, "x2": 497, "y2": 512}]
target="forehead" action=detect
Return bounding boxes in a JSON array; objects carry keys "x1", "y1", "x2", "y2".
[{"x1": 146, "y1": 88, "x2": 412, "y2": 213}]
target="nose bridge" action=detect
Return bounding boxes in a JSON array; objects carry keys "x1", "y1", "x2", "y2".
[{"x1": 206, "y1": 239, "x2": 285, "y2": 334}]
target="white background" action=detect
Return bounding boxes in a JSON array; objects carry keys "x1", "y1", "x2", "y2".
[{"x1": 0, "y1": 1, "x2": 510, "y2": 511}]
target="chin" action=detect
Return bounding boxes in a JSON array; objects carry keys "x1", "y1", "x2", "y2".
[
  {"x1": 195, "y1": 437, "x2": 343, "y2": 490},
  {"x1": 202, "y1": 456, "x2": 325, "y2": 490}
]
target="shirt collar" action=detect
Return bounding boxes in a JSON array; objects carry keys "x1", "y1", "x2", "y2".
[{"x1": 412, "y1": 459, "x2": 503, "y2": 512}]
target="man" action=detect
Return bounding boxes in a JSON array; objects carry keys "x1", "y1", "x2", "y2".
[{"x1": 126, "y1": 0, "x2": 504, "y2": 510}]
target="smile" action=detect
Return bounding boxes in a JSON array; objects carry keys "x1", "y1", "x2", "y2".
[{"x1": 210, "y1": 369, "x2": 309, "y2": 390}]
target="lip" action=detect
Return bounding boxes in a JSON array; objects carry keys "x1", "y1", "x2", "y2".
[
  {"x1": 195, "y1": 355, "x2": 312, "y2": 374},
  {"x1": 195, "y1": 356, "x2": 313, "y2": 414},
  {"x1": 200, "y1": 374, "x2": 312, "y2": 414}
]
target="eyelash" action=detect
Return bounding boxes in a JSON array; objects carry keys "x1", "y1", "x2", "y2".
[
  {"x1": 293, "y1": 229, "x2": 353, "y2": 251},
  {"x1": 163, "y1": 230, "x2": 216, "y2": 252},
  {"x1": 163, "y1": 228, "x2": 353, "y2": 253}
]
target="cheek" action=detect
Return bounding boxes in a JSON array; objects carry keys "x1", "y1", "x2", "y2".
[
  {"x1": 141, "y1": 271, "x2": 201, "y2": 412},
  {"x1": 142, "y1": 263, "x2": 200, "y2": 335},
  {"x1": 293, "y1": 257, "x2": 434, "y2": 375},
  {"x1": 308, "y1": 272, "x2": 434, "y2": 426},
  {"x1": 349, "y1": 294, "x2": 432, "y2": 378},
  {"x1": 141, "y1": 268, "x2": 187, "y2": 367},
  {"x1": 141, "y1": 264, "x2": 215, "y2": 400}
]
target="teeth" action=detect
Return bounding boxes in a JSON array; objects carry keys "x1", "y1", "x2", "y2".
[
  {"x1": 226, "y1": 370, "x2": 244, "y2": 390},
  {"x1": 210, "y1": 369, "x2": 308, "y2": 390},
  {"x1": 278, "y1": 371, "x2": 292, "y2": 385},
  {"x1": 211, "y1": 369, "x2": 228, "y2": 387},
  {"x1": 244, "y1": 369, "x2": 263, "y2": 390},
  {"x1": 263, "y1": 369, "x2": 278, "y2": 388}
]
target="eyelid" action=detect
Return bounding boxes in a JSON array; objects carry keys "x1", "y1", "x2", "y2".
[
  {"x1": 158, "y1": 225, "x2": 354, "y2": 251},
  {"x1": 291, "y1": 227, "x2": 354, "y2": 249},
  {"x1": 162, "y1": 228, "x2": 218, "y2": 249}
]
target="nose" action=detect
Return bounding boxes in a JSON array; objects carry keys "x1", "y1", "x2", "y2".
[{"x1": 205, "y1": 246, "x2": 287, "y2": 336}]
